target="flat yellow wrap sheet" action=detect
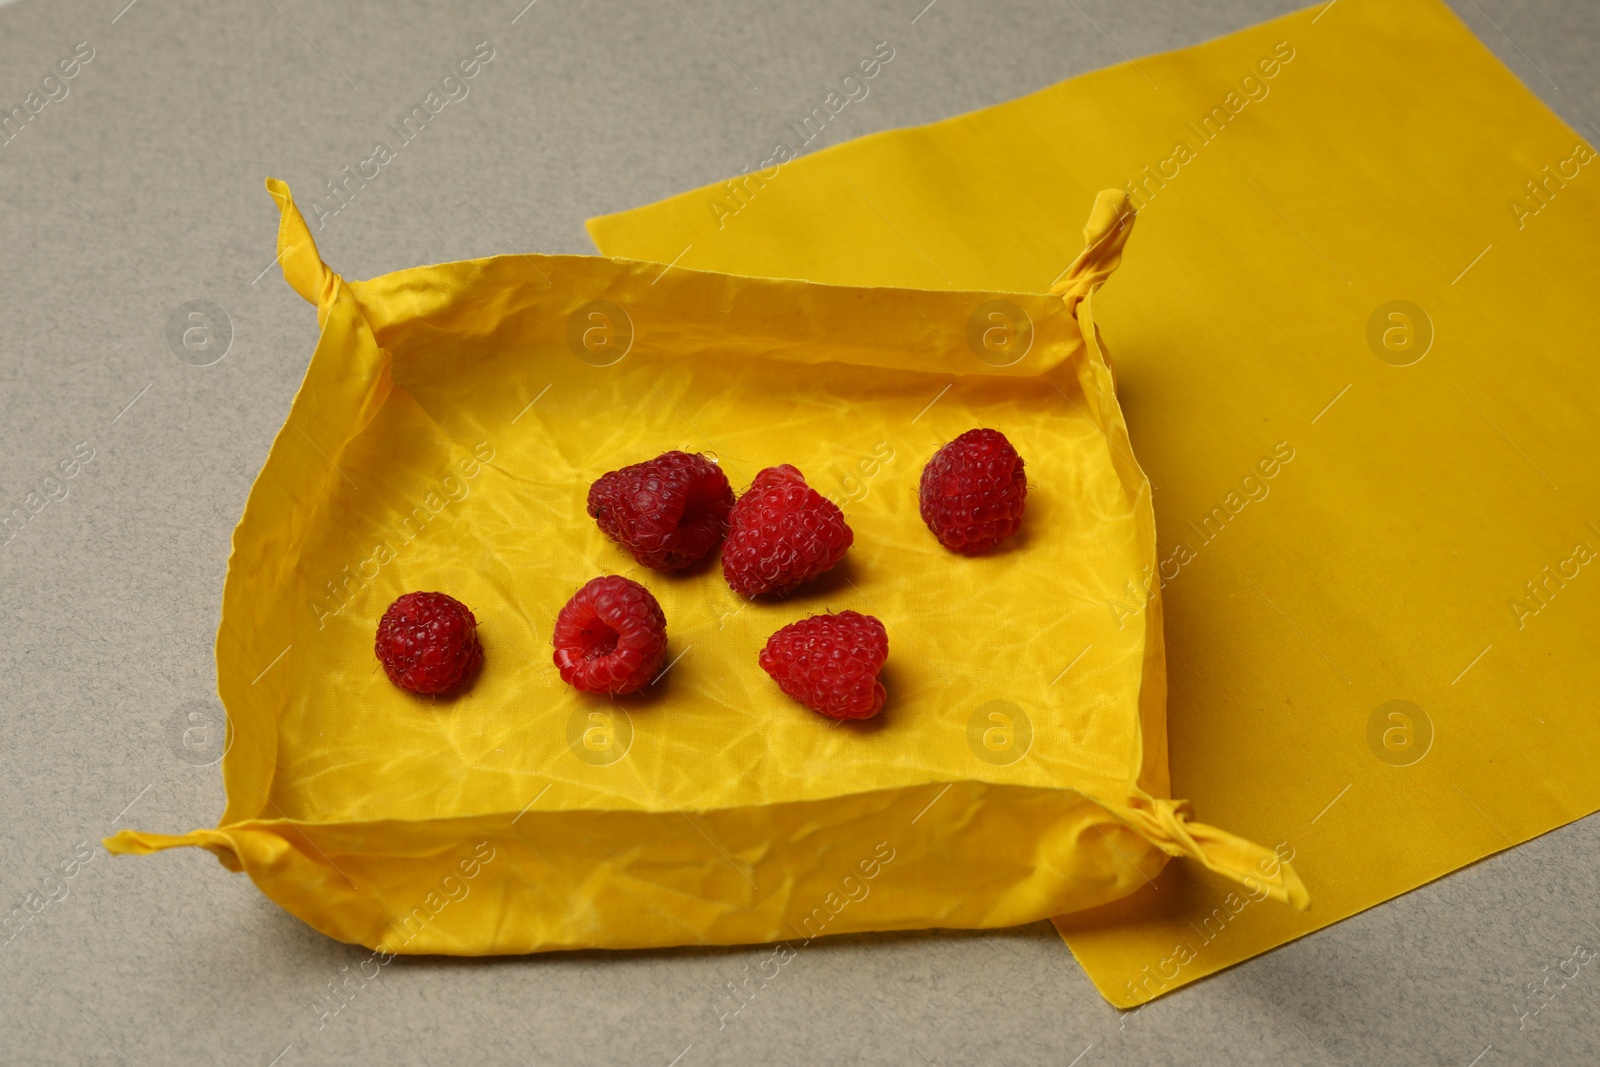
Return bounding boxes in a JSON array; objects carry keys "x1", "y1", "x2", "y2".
[
  {"x1": 588, "y1": 0, "x2": 1600, "y2": 1004},
  {"x1": 103, "y1": 180, "x2": 1307, "y2": 958}
]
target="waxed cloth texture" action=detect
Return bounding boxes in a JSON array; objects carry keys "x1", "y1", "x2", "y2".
[{"x1": 103, "y1": 180, "x2": 1306, "y2": 958}]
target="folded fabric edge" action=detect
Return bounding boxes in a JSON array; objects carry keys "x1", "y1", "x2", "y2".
[
  {"x1": 100, "y1": 780, "x2": 1306, "y2": 913},
  {"x1": 103, "y1": 829, "x2": 242, "y2": 871},
  {"x1": 269, "y1": 174, "x2": 1130, "y2": 307}
]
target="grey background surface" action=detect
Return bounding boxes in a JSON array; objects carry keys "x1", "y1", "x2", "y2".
[{"x1": 1, "y1": 1, "x2": 1597, "y2": 1064}]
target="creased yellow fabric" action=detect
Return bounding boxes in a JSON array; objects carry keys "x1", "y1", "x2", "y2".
[
  {"x1": 104, "y1": 179, "x2": 1304, "y2": 959},
  {"x1": 585, "y1": 0, "x2": 1600, "y2": 1005}
]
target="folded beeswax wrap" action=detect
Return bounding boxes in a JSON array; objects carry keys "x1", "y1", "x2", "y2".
[
  {"x1": 102, "y1": 181, "x2": 1308, "y2": 958},
  {"x1": 588, "y1": 0, "x2": 1600, "y2": 1004}
]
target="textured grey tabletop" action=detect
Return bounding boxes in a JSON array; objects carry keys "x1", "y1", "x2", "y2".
[{"x1": 2, "y1": 1, "x2": 1598, "y2": 1064}]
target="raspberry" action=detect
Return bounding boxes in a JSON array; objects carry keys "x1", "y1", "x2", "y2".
[
  {"x1": 759, "y1": 611, "x2": 888, "y2": 720},
  {"x1": 722, "y1": 465, "x2": 853, "y2": 597},
  {"x1": 918, "y1": 428, "x2": 1028, "y2": 553},
  {"x1": 552, "y1": 576, "x2": 668, "y2": 694},
  {"x1": 375, "y1": 592, "x2": 483, "y2": 696},
  {"x1": 587, "y1": 451, "x2": 734, "y2": 571}
]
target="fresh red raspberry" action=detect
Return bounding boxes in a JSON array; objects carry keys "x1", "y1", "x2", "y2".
[
  {"x1": 722, "y1": 465, "x2": 853, "y2": 597},
  {"x1": 551, "y1": 576, "x2": 668, "y2": 694},
  {"x1": 375, "y1": 592, "x2": 483, "y2": 696},
  {"x1": 759, "y1": 611, "x2": 888, "y2": 720},
  {"x1": 918, "y1": 428, "x2": 1028, "y2": 553},
  {"x1": 587, "y1": 451, "x2": 734, "y2": 571}
]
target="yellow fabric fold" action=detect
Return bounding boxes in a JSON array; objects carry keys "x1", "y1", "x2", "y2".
[
  {"x1": 584, "y1": 0, "x2": 1600, "y2": 1005},
  {"x1": 265, "y1": 176, "x2": 340, "y2": 322},
  {"x1": 105, "y1": 829, "x2": 243, "y2": 871},
  {"x1": 1050, "y1": 189, "x2": 1137, "y2": 311},
  {"x1": 1103, "y1": 795, "x2": 1310, "y2": 911}
]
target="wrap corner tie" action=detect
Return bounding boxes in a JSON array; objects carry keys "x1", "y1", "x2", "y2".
[
  {"x1": 1110, "y1": 794, "x2": 1310, "y2": 911},
  {"x1": 103, "y1": 828, "x2": 243, "y2": 872},
  {"x1": 1050, "y1": 188, "x2": 1137, "y2": 314},
  {"x1": 264, "y1": 177, "x2": 342, "y2": 321}
]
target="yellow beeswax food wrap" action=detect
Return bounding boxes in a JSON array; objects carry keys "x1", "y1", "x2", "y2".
[
  {"x1": 102, "y1": 180, "x2": 1307, "y2": 956},
  {"x1": 586, "y1": 0, "x2": 1600, "y2": 1005}
]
